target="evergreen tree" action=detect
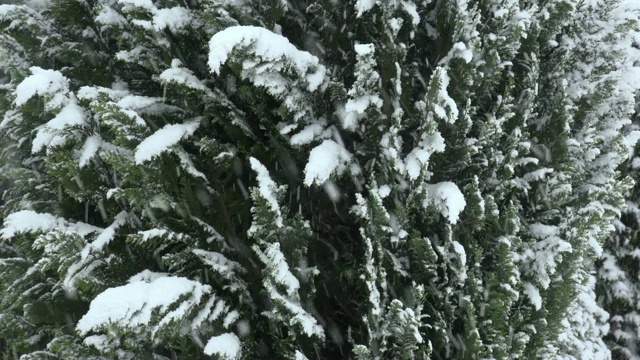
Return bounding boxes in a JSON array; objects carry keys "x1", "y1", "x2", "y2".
[
  {"x1": 597, "y1": 11, "x2": 640, "y2": 359},
  {"x1": 0, "y1": 0, "x2": 638, "y2": 359}
]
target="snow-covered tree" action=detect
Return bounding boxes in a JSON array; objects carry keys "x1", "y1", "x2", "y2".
[
  {"x1": 597, "y1": 8, "x2": 640, "y2": 358},
  {"x1": 0, "y1": 0, "x2": 639, "y2": 359}
]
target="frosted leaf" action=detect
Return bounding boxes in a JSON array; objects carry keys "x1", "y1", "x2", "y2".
[
  {"x1": 303, "y1": 140, "x2": 352, "y2": 186},
  {"x1": 153, "y1": 7, "x2": 197, "y2": 33},
  {"x1": 290, "y1": 119, "x2": 326, "y2": 146},
  {"x1": 429, "y1": 67, "x2": 458, "y2": 123},
  {"x1": 86, "y1": 211, "x2": 128, "y2": 257},
  {"x1": 423, "y1": 182, "x2": 466, "y2": 224},
  {"x1": 135, "y1": 120, "x2": 200, "y2": 164},
  {"x1": 555, "y1": 276, "x2": 611, "y2": 359},
  {"x1": 249, "y1": 157, "x2": 284, "y2": 227},
  {"x1": 526, "y1": 224, "x2": 573, "y2": 289},
  {"x1": 404, "y1": 132, "x2": 446, "y2": 180},
  {"x1": 192, "y1": 249, "x2": 244, "y2": 279},
  {"x1": 254, "y1": 242, "x2": 300, "y2": 295},
  {"x1": 342, "y1": 43, "x2": 382, "y2": 131},
  {"x1": 345, "y1": 94, "x2": 381, "y2": 113},
  {"x1": 159, "y1": 59, "x2": 212, "y2": 95},
  {"x1": 77, "y1": 275, "x2": 210, "y2": 335},
  {"x1": 119, "y1": 0, "x2": 155, "y2": 12},
  {"x1": 32, "y1": 102, "x2": 86, "y2": 153},
  {"x1": 204, "y1": 333, "x2": 241, "y2": 358},
  {"x1": 95, "y1": 6, "x2": 128, "y2": 30}
]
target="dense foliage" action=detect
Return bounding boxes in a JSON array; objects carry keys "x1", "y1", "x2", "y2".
[{"x1": 1, "y1": 0, "x2": 640, "y2": 359}]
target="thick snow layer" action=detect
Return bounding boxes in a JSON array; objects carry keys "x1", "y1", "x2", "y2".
[
  {"x1": 204, "y1": 333, "x2": 241, "y2": 358},
  {"x1": 523, "y1": 282, "x2": 542, "y2": 310},
  {"x1": 14, "y1": 67, "x2": 69, "y2": 110},
  {"x1": 208, "y1": 25, "x2": 327, "y2": 92},
  {"x1": 423, "y1": 182, "x2": 466, "y2": 224},
  {"x1": 355, "y1": 0, "x2": 376, "y2": 17},
  {"x1": 0, "y1": 210, "x2": 100, "y2": 239},
  {"x1": 249, "y1": 157, "x2": 284, "y2": 227},
  {"x1": 135, "y1": 120, "x2": 200, "y2": 164},
  {"x1": 77, "y1": 275, "x2": 210, "y2": 335},
  {"x1": 304, "y1": 140, "x2": 352, "y2": 186}
]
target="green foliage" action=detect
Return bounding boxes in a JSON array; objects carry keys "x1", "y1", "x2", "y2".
[{"x1": 0, "y1": 0, "x2": 638, "y2": 359}]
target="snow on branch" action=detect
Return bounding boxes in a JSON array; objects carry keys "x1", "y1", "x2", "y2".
[
  {"x1": 208, "y1": 26, "x2": 327, "y2": 123},
  {"x1": 0, "y1": 210, "x2": 101, "y2": 240},
  {"x1": 423, "y1": 182, "x2": 466, "y2": 224},
  {"x1": 249, "y1": 157, "x2": 285, "y2": 227},
  {"x1": 204, "y1": 333, "x2": 242, "y2": 359},
  {"x1": 303, "y1": 139, "x2": 352, "y2": 186},
  {"x1": 135, "y1": 119, "x2": 201, "y2": 164},
  {"x1": 77, "y1": 274, "x2": 214, "y2": 339}
]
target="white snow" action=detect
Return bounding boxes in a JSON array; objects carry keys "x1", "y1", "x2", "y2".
[
  {"x1": 32, "y1": 102, "x2": 87, "y2": 153},
  {"x1": 523, "y1": 282, "x2": 542, "y2": 310},
  {"x1": 208, "y1": 25, "x2": 327, "y2": 92},
  {"x1": 89, "y1": 211, "x2": 128, "y2": 254},
  {"x1": 78, "y1": 135, "x2": 103, "y2": 167},
  {"x1": 526, "y1": 223, "x2": 573, "y2": 289},
  {"x1": 203, "y1": 333, "x2": 241, "y2": 358},
  {"x1": 401, "y1": 1, "x2": 420, "y2": 25},
  {"x1": 95, "y1": 6, "x2": 128, "y2": 30},
  {"x1": 119, "y1": 0, "x2": 155, "y2": 12},
  {"x1": 404, "y1": 132, "x2": 446, "y2": 180},
  {"x1": 303, "y1": 139, "x2": 352, "y2": 186},
  {"x1": 355, "y1": 0, "x2": 377, "y2": 17},
  {"x1": 354, "y1": 43, "x2": 374, "y2": 55},
  {"x1": 135, "y1": 120, "x2": 200, "y2": 164},
  {"x1": 153, "y1": 7, "x2": 195, "y2": 33},
  {"x1": 159, "y1": 59, "x2": 212, "y2": 95},
  {"x1": 77, "y1": 275, "x2": 210, "y2": 335},
  {"x1": 431, "y1": 68, "x2": 458, "y2": 123},
  {"x1": 255, "y1": 242, "x2": 300, "y2": 295},
  {"x1": 249, "y1": 157, "x2": 284, "y2": 227},
  {"x1": 14, "y1": 67, "x2": 69, "y2": 110},
  {"x1": 290, "y1": 120, "x2": 326, "y2": 146},
  {"x1": 452, "y1": 240, "x2": 466, "y2": 265},
  {"x1": 0, "y1": 210, "x2": 100, "y2": 239},
  {"x1": 192, "y1": 249, "x2": 243, "y2": 280},
  {"x1": 423, "y1": 182, "x2": 466, "y2": 224}
]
